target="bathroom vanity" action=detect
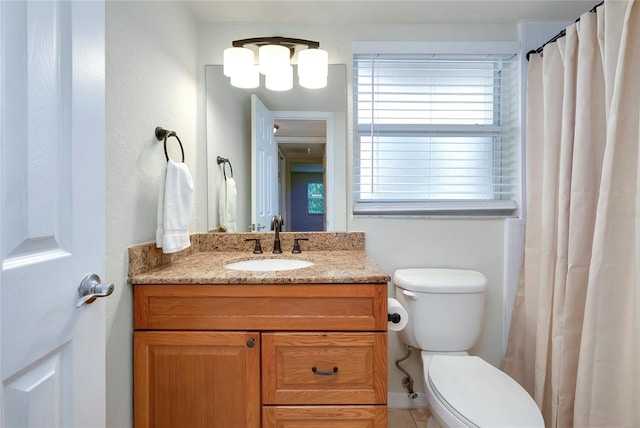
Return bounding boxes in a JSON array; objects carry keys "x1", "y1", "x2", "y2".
[{"x1": 130, "y1": 232, "x2": 390, "y2": 428}]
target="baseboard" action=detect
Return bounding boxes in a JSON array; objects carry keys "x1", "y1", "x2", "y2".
[{"x1": 388, "y1": 391, "x2": 429, "y2": 409}]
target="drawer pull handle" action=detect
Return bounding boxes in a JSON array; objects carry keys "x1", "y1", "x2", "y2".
[{"x1": 312, "y1": 366, "x2": 338, "y2": 376}]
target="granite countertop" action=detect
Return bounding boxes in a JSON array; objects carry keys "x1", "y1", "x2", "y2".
[
  {"x1": 128, "y1": 232, "x2": 391, "y2": 285},
  {"x1": 129, "y1": 251, "x2": 390, "y2": 285}
]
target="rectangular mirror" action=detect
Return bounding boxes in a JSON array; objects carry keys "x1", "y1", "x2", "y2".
[{"x1": 205, "y1": 64, "x2": 347, "y2": 232}]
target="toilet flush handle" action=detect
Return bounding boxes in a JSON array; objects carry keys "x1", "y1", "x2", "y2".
[{"x1": 401, "y1": 289, "x2": 418, "y2": 300}]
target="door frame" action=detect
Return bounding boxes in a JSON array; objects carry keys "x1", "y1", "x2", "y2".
[{"x1": 272, "y1": 111, "x2": 335, "y2": 231}]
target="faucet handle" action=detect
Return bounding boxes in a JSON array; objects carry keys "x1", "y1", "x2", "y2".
[
  {"x1": 245, "y1": 238, "x2": 263, "y2": 254},
  {"x1": 292, "y1": 238, "x2": 309, "y2": 254}
]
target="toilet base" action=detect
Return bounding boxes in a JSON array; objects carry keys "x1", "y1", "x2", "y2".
[{"x1": 426, "y1": 414, "x2": 442, "y2": 428}]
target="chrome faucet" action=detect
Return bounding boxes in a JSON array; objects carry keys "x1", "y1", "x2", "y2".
[{"x1": 270, "y1": 215, "x2": 283, "y2": 254}]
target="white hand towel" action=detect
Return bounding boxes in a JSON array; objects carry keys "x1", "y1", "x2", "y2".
[
  {"x1": 156, "y1": 164, "x2": 167, "y2": 248},
  {"x1": 218, "y1": 177, "x2": 237, "y2": 232},
  {"x1": 156, "y1": 159, "x2": 193, "y2": 253},
  {"x1": 218, "y1": 177, "x2": 226, "y2": 230},
  {"x1": 225, "y1": 177, "x2": 237, "y2": 232}
]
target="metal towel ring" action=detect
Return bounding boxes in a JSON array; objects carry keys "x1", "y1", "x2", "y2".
[
  {"x1": 155, "y1": 126, "x2": 185, "y2": 162},
  {"x1": 217, "y1": 155, "x2": 233, "y2": 179}
]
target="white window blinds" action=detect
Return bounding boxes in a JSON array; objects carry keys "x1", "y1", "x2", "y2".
[{"x1": 353, "y1": 54, "x2": 519, "y2": 215}]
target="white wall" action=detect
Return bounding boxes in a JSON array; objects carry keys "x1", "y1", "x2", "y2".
[
  {"x1": 105, "y1": 2, "x2": 200, "y2": 427},
  {"x1": 198, "y1": 22, "x2": 520, "y2": 404}
]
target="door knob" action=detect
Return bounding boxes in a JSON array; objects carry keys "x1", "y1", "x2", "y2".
[{"x1": 76, "y1": 273, "x2": 114, "y2": 308}]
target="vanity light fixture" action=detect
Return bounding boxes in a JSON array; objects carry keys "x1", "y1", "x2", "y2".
[
  {"x1": 223, "y1": 37, "x2": 328, "y2": 91},
  {"x1": 273, "y1": 124, "x2": 279, "y2": 134}
]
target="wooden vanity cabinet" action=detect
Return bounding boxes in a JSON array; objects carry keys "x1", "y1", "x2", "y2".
[{"x1": 134, "y1": 283, "x2": 388, "y2": 428}]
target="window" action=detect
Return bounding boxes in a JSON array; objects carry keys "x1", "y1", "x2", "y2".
[
  {"x1": 353, "y1": 53, "x2": 519, "y2": 215},
  {"x1": 307, "y1": 182, "x2": 324, "y2": 214}
]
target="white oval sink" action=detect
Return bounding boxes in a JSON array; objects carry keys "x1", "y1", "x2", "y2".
[{"x1": 224, "y1": 258, "x2": 314, "y2": 272}]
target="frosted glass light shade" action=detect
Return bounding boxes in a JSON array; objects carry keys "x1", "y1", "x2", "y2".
[
  {"x1": 299, "y1": 73, "x2": 328, "y2": 89},
  {"x1": 265, "y1": 65, "x2": 293, "y2": 91},
  {"x1": 230, "y1": 65, "x2": 260, "y2": 89},
  {"x1": 259, "y1": 44, "x2": 290, "y2": 75},
  {"x1": 297, "y1": 48, "x2": 328, "y2": 89},
  {"x1": 298, "y1": 48, "x2": 328, "y2": 77},
  {"x1": 223, "y1": 47, "x2": 254, "y2": 77}
]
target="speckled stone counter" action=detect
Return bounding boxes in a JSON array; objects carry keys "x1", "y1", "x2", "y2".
[{"x1": 129, "y1": 232, "x2": 391, "y2": 285}]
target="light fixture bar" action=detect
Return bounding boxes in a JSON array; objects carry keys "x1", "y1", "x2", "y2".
[{"x1": 232, "y1": 36, "x2": 320, "y2": 51}]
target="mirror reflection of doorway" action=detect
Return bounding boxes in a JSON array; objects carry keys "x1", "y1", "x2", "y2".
[
  {"x1": 290, "y1": 166, "x2": 325, "y2": 231},
  {"x1": 275, "y1": 119, "x2": 326, "y2": 231}
]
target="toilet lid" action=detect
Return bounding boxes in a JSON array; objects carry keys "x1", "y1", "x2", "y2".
[{"x1": 428, "y1": 356, "x2": 544, "y2": 427}]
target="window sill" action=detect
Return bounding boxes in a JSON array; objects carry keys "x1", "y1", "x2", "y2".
[{"x1": 353, "y1": 200, "x2": 517, "y2": 217}]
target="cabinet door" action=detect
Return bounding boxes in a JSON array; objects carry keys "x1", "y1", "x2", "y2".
[{"x1": 134, "y1": 331, "x2": 260, "y2": 428}]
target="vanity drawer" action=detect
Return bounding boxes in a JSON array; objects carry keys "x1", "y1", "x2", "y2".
[
  {"x1": 262, "y1": 332, "x2": 387, "y2": 405},
  {"x1": 262, "y1": 405, "x2": 387, "y2": 427},
  {"x1": 134, "y1": 284, "x2": 387, "y2": 331}
]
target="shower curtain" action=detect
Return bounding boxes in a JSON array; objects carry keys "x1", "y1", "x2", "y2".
[{"x1": 503, "y1": 1, "x2": 639, "y2": 427}]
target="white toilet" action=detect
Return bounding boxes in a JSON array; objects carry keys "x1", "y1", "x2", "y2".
[{"x1": 394, "y1": 268, "x2": 544, "y2": 428}]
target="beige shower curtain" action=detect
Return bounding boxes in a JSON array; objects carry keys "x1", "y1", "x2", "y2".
[{"x1": 503, "y1": 1, "x2": 639, "y2": 427}]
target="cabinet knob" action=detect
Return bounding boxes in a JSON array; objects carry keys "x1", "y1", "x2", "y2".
[{"x1": 247, "y1": 338, "x2": 256, "y2": 348}]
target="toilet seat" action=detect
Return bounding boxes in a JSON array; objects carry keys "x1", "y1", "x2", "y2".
[{"x1": 426, "y1": 356, "x2": 544, "y2": 428}]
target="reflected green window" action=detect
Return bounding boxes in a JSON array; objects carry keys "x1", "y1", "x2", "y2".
[{"x1": 308, "y1": 183, "x2": 324, "y2": 214}]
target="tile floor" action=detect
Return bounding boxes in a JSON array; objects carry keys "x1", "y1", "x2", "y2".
[{"x1": 388, "y1": 408, "x2": 431, "y2": 428}]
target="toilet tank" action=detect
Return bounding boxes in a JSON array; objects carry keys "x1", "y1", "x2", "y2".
[{"x1": 394, "y1": 268, "x2": 487, "y2": 352}]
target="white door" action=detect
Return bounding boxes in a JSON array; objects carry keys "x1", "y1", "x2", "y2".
[
  {"x1": 251, "y1": 94, "x2": 278, "y2": 231},
  {"x1": 1, "y1": 1, "x2": 107, "y2": 427}
]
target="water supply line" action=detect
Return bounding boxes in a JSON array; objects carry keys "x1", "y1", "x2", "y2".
[{"x1": 395, "y1": 346, "x2": 418, "y2": 399}]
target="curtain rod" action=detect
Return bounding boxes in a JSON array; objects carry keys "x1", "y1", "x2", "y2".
[{"x1": 526, "y1": 1, "x2": 604, "y2": 61}]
